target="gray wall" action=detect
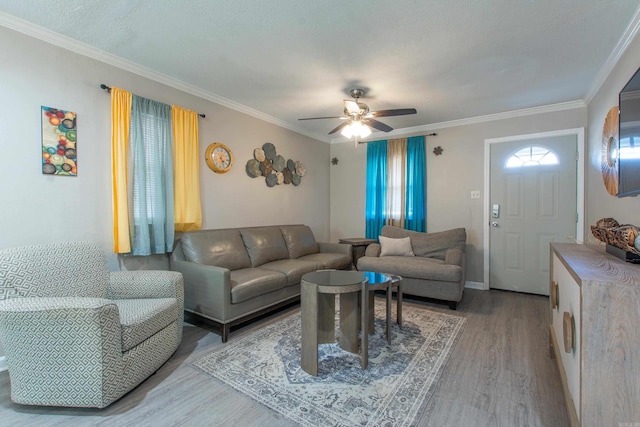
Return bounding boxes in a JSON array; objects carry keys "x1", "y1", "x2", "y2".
[
  {"x1": 0, "y1": 25, "x2": 330, "y2": 265},
  {"x1": 330, "y1": 108, "x2": 587, "y2": 284},
  {"x1": 586, "y1": 28, "x2": 640, "y2": 232},
  {"x1": 0, "y1": 27, "x2": 329, "y2": 358}
]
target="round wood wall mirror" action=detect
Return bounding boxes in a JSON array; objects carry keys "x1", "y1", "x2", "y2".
[{"x1": 601, "y1": 106, "x2": 619, "y2": 196}]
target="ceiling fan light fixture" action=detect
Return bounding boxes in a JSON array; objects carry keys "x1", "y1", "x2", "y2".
[
  {"x1": 341, "y1": 121, "x2": 371, "y2": 139},
  {"x1": 298, "y1": 88, "x2": 416, "y2": 143},
  {"x1": 359, "y1": 123, "x2": 372, "y2": 138},
  {"x1": 341, "y1": 123, "x2": 354, "y2": 139}
]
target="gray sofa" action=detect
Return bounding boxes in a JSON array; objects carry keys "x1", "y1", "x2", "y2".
[
  {"x1": 357, "y1": 226, "x2": 466, "y2": 309},
  {"x1": 170, "y1": 225, "x2": 351, "y2": 341}
]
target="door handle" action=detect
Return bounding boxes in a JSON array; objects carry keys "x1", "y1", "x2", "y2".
[{"x1": 491, "y1": 221, "x2": 499, "y2": 228}]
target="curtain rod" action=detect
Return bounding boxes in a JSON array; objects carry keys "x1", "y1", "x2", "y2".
[
  {"x1": 100, "y1": 84, "x2": 206, "y2": 118},
  {"x1": 357, "y1": 132, "x2": 437, "y2": 144}
]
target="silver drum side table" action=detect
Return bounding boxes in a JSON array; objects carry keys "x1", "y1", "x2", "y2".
[{"x1": 301, "y1": 270, "x2": 370, "y2": 376}]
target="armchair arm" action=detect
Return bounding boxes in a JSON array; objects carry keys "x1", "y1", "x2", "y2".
[
  {"x1": 169, "y1": 258, "x2": 231, "y2": 320},
  {"x1": 108, "y1": 270, "x2": 184, "y2": 300},
  {"x1": 0, "y1": 296, "x2": 114, "y2": 312},
  {"x1": 0, "y1": 297, "x2": 124, "y2": 406},
  {"x1": 365, "y1": 243, "x2": 381, "y2": 257},
  {"x1": 318, "y1": 242, "x2": 351, "y2": 255},
  {"x1": 444, "y1": 248, "x2": 464, "y2": 266}
]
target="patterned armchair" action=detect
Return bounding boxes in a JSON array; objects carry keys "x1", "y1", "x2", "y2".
[{"x1": 0, "y1": 241, "x2": 184, "y2": 408}]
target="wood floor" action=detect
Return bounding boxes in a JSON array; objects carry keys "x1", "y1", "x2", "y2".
[{"x1": 0, "y1": 289, "x2": 570, "y2": 426}]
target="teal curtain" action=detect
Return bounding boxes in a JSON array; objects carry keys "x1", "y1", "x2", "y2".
[
  {"x1": 128, "y1": 95, "x2": 175, "y2": 255},
  {"x1": 365, "y1": 140, "x2": 388, "y2": 239},
  {"x1": 405, "y1": 136, "x2": 426, "y2": 232}
]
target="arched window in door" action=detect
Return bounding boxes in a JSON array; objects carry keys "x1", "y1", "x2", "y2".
[{"x1": 505, "y1": 145, "x2": 559, "y2": 168}]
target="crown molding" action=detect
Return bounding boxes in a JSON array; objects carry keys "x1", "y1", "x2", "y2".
[
  {"x1": 584, "y1": 3, "x2": 640, "y2": 104},
  {"x1": 330, "y1": 99, "x2": 586, "y2": 143},
  {"x1": 0, "y1": 11, "x2": 328, "y2": 143}
]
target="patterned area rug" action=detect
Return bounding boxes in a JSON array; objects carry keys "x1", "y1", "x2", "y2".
[{"x1": 191, "y1": 301, "x2": 466, "y2": 427}]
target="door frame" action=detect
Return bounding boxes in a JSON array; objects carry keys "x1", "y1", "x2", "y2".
[{"x1": 482, "y1": 128, "x2": 585, "y2": 290}]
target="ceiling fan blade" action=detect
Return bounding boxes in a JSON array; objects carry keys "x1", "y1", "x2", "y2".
[
  {"x1": 328, "y1": 121, "x2": 351, "y2": 135},
  {"x1": 344, "y1": 100, "x2": 361, "y2": 114},
  {"x1": 298, "y1": 116, "x2": 348, "y2": 120},
  {"x1": 365, "y1": 119, "x2": 393, "y2": 132},
  {"x1": 368, "y1": 108, "x2": 417, "y2": 118}
]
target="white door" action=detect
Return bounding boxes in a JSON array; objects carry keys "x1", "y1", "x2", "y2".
[{"x1": 489, "y1": 135, "x2": 577, "y2": 295}]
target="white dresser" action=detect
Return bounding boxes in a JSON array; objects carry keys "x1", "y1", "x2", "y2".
[{"x1": 549, "y1": 243, "x2": 640, "y2": 427}]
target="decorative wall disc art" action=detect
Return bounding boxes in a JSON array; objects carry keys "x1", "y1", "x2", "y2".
[
  {"x1": 41, "y1": 106, "x2": 77, "y2": 176},
  {"x1": 246, "y1": 142, "x2": 305, "y2": 187}
]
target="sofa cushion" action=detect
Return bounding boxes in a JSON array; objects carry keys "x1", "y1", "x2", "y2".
[
  {"x1": 358, "y1": 256, "x2": 462, "y2": 283},
  {"x1": 379, "y1": 236, "x2": 415, "y2": 257},
  {"x1": 280, "y1": 225, "x2": 319, "y2": 259},
  {"x1": 180, "y1": 230, "x2": 251, "y2": 270},
  {"x1": 260, "y1": 259, "x2": 323, "y2": 287},
  {"x1": 240, "y1": 227, "x2": 290, "y2": 267},
  {"x1": 381, "y1": 226, "x2": 466, "y2": 260},
  {"x1": 298, "y1": 252, "x2": 352, "y2": 270},
  {"x1": 230, "y1": 268, "x2": 287, "y2": 303},
  {"x1": 113, "y1": 298, "x2": 179, "y2": 352}
]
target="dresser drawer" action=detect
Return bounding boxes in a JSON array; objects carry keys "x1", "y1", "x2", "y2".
[{"x1": 551, "y1": 253, "x2": 580, "y2": 422}]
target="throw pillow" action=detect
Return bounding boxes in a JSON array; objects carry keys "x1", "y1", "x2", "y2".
[{"x1": 379, "y1": 236, "x2": 415, "y2": 257}]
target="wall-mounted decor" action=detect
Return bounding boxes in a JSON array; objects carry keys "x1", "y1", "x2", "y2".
[
  {"x1": 601, "y1": 106, "x2": 619, "y2": 196},
  {"x1": 41, "y1": 106, "x2": 77, "y2": 176},
  {"x1": 205, "y1": 142, "x2": 233, "y2": 174},
  {"x1": 433, "y1": 146, "x2": 443, "y2": 156},
  {"x1": 246, "y1": 142, "x2": 305, "y2": 187}
]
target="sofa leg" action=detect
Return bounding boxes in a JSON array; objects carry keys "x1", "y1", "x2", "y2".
[
  {"x1": 221, "y1": 324, "x2": 230, "y2": 343},
  {"x1": 448, "y1": 301, "x2": 457, "y2": 310}
]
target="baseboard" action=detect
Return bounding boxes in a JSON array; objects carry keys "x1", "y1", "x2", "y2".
[
  {"x1": 0, "y1": 356, "x2": 7, "y2": 372},
  {"x1": 465, "y1": 281, "x2": 486, "y2": 290}
]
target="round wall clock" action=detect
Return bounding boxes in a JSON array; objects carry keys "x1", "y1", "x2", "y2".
[
  {"x1": 601, "y1": 106, "x2": 619, "y2": 196},
  {"x1": 205, "y1": 142, "x2": 233, "y2": 174}
]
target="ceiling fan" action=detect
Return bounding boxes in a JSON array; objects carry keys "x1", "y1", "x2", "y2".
[{"x1": 299, "y1": 88, "x2": 417, "y2": 142}]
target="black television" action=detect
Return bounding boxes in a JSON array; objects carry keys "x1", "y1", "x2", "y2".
[{"x1": 618, "y1": 67, "x2": 640, "y2": 197}]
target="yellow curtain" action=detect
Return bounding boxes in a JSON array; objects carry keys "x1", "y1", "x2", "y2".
[
  {"x1": 172, "y1": 105, "x2": 202, "y2": 231},
  {"x1": 385, "y1": 138, "x2": 407, "y2": 228},
  {"x1": 111, "y1": 88, "x2": 132, "y2": 253}
]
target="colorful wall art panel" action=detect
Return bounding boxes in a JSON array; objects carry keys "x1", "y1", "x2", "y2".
[{"x1": 41, "y1": 106, "x2": 77, "y2": 176}]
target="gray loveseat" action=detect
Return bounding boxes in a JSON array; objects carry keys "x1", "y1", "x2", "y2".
[
  {"x1": 170, "y1": 225, "x2": 351, "y2": 341},
  {"x1": 357, "y1": 226, "x2": 466, "y2": 309}
]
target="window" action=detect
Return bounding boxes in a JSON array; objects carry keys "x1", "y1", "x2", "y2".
[
  {"x1": 131, "y1": 112, "x2": 171, "y2": 223},
  {"x1": 505, "y1": 145, "x2": 559, "y2": 168},
  {"x1": 365, "y1": 136, "x2": 425, "y2": 239},
  {"x1": 386, "y1": 141, "x2": 405, "y2": 220},
  {"x1": 111, "y1": 88, "x2": 202, "y2": 254},
  {"x1": 128, "y1": 96, "x2": 174, "y2": 256}
]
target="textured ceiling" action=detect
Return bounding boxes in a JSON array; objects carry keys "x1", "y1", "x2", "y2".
[{"x1": 1, "y1": 1, "x2": 639, "y2": 142}]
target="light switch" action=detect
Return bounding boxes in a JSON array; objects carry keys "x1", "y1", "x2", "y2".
[{"x1": 471, "y1": 191, "x2": 480, "y2": 199}]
